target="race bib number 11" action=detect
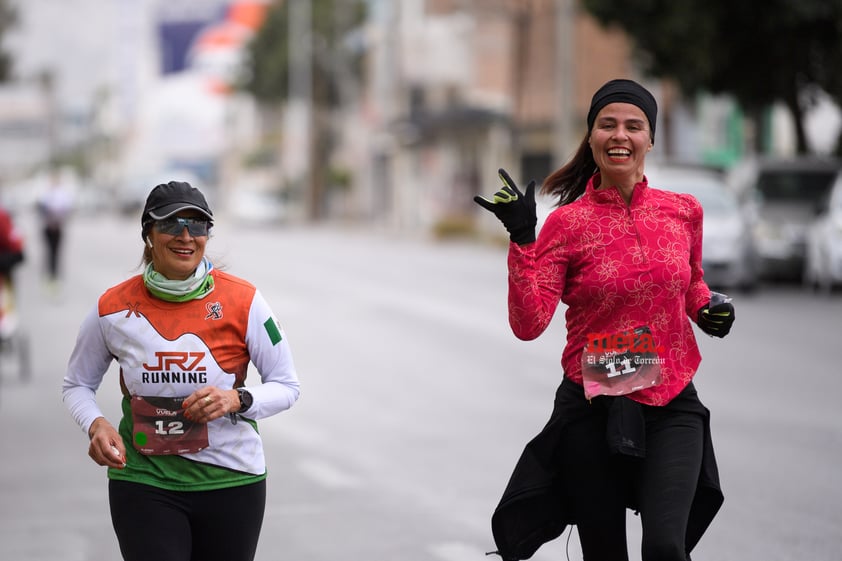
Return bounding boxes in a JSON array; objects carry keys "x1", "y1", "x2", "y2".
[
  {"x1": 581, "y1": 325, "x2": 663, "y2": 400},
  {"x1": 131, "y1": 396, "x2": 209, "y2": 455}
]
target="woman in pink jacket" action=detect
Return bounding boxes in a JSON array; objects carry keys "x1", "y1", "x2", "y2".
[{"x1": 475, "y1": 79, "x2": 735, "y2": 561}]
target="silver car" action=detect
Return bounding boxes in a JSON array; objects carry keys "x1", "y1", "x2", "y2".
[{"x1": 727, "y1": 157, "x2": 842, "y2": 281}]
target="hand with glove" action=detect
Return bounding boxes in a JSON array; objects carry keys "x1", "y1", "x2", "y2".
[
  {"x1": 473, "y1": 168, "x2": 537, "y2": 246},
  {"x1": 697, "y1": 291, "x2": 735, "y2": 338}
]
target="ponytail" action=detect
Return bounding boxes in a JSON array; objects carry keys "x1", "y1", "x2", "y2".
[{"x1": 541, "y1": 133, "x2": 597, "y2": 207}]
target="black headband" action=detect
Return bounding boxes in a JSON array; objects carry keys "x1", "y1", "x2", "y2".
[{"x1": 586, "y1": 79, "x2": 658, "y2": 143}]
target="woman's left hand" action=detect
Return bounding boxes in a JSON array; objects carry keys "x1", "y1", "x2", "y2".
[
  {"x1": 697, "y1": 299, "x2": 735, "y2": 338},
  {"x1": 183, "y1": 387, "x2": 239, "y2": 423}
]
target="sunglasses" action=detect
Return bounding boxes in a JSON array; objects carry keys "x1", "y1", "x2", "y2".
[{"x1": 154, "y1": 216, "x2": 212, "y2": 237}]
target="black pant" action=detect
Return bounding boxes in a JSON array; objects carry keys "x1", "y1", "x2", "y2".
[
  {"x1": 558, "y1": 399, "x2": 704, "y2": 561},
  {"x1": 42, "y1": 226, "x2": 62, "y2": 280},
  {"x1": 109, "y1": 479, "x2": 266, "y2": 561}
]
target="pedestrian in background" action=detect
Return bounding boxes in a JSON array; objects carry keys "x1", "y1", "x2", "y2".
[
  {"x1": 62, "y1": 181, "x2": 301, "y2": 561},
  {"x1": 0, "y1": 201, "x2": 25, "y2": 338},
  {"x1": 37, "y1": 169, "x2": 73, "y2": 291},
  {"x1": 474, "y1": 79, "x2": 735, "y2": 561}
]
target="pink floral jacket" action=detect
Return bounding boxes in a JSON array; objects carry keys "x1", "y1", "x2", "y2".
[{"x1": 508, "y1": 173, "x2": 711, "y2": 406}]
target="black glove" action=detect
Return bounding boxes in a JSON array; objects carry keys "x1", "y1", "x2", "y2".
[
  {"x1": 473, "y1": 168, "x2": 537, "y2": 245},
  {"x1": 697, "y1": 291, "x2": 735, "y2": 338}
]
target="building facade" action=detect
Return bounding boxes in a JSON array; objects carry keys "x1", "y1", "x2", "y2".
[{"x1": 338, "y1": 0, "x2": 643, "y2": 234}]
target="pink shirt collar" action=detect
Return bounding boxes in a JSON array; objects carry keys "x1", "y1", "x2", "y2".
[{"x1": 585, "y1": 173, "x2": 650, "y2": 206}]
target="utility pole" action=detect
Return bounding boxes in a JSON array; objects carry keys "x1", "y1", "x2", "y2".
[
  {"x1": 555, "y1": 0, "x2": 576, "y2": 165},
  {"x1": 287, "y1": 0, "x2": 314, "y2": 218}
]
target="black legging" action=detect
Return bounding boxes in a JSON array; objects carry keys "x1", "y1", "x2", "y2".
[
  {"x1": 558, "y1": 401, "x2": 704, "y2": 561},
  {"x1": 109, "y1": 479, "x2": 266, "y2": 561}
]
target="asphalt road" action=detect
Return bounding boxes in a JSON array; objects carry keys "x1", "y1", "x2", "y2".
[{"x1": 0, "y1": 209, "x2": 840, "y2": 561}]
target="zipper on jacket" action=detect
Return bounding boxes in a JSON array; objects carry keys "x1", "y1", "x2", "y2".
[{"x1": 625, "y1": 205, "x2": 647, "y2": 264}]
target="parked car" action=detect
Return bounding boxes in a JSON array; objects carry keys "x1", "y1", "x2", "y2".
[
  {"x1": 727, "y1": 157, "x2": 842, "y2": 281},
  {"x1": 804, "y1": 173, "x2": 842, "y2": 291},
  {"x1": 647, "y1": 165, "x2": 759, "y2": 291},
  {"x1": 226, "y1": 172, "x2": 288, "y2": 226},
  {"x1": 229, "y1": 189, "x2": 287, "y2": 226}
]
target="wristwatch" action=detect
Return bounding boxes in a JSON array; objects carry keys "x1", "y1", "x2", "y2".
[{"x1": 236, "y1": 388, "x2": 253, "y2": 413}]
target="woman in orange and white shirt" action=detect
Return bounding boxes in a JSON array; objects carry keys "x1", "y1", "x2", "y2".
[{"x1": 62, "y1": 181, "x2": 300, "y2": 561}]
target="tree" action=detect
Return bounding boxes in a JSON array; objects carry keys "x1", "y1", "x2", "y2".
[
  {"x1": 239, "y1": 0, "x2": 366, "y2": 219},
  {"x1": 581, "y1": 0, "x2": 842, "y2": 155},
  {"x1": 0, "y1": 0, "x2": 17, "y2": 81}
]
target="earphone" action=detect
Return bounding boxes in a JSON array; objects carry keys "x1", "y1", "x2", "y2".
[{"x1": 146, "y1": 237, "x2": 153, "y2": 249}]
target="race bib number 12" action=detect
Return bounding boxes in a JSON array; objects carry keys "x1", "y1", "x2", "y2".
[
  {"x1": 581, "y1": 325, "x2": 663, "y2": 400},
  {"x1": 131, "y1": 396, "x2": 209, "y2": 455}
]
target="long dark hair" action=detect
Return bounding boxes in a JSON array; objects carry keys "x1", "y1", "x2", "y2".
[{"x1": 541, "y1": 133, "x2": 597, "y2": 207}]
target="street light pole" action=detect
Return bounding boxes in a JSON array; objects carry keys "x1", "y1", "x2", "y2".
[
  {"x1": 555, "y1": 0, "x2": 576, "y2": 165},
  {"x1": 287, "y1": 0, "x2": 313, "y2": 218}
]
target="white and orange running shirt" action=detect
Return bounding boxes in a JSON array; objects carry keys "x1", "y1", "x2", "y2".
[{"x1": 62, "y1": 269, "x2": 300, "y2": 489}]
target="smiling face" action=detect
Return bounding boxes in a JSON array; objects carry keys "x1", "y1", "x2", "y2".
[
  {"x1": 589, "y1": 102, "x2": 653, "y2": 190},
  {"x1": 147, "y1": 211, "x2": 209, "y2": 280}
]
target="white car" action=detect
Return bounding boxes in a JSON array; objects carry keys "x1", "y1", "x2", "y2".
[
  {"x1": 647, "y1": 165, "x2": 759, "y2": 291},
  {"x1": 804, "y1": 173, "x2": 842, "y2": 292},
  {"x1": 229, "y1": 189, "x2": 287, "y2": 226}
]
